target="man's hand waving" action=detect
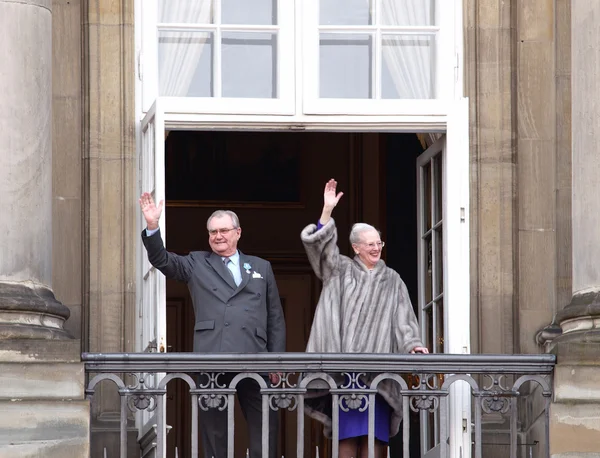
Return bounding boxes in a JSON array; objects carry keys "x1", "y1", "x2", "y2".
[{"x1": 139, "y1": 192, "x2": 163, "y2": 231}]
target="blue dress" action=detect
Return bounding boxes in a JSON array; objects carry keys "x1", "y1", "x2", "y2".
[
  {"x1": 338, "y1": 375, "x2": 391, "y2": 443},
  {"x1": 312, "y1": 222, "x2": 392, "y2": 442}
]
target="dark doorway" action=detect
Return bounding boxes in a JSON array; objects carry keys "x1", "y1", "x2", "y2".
[{"x1": 163, "y1": 130, "x2": 424, "y2": 457}]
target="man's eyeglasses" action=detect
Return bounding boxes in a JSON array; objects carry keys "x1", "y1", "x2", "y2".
[
  {"x1": 208, "y1": 227, "x2": 238, "y2": 236},
  {"x1": 362, "y1": 241, "x2": 385, "y2": 249}
]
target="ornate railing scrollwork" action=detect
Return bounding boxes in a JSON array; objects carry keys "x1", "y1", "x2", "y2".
[
  {"x1": 83, "y1": 352, "x2": 555, "y2": 458},
  {"x1": 197, "y1": 372, "x2": 230, "y2": 411}
]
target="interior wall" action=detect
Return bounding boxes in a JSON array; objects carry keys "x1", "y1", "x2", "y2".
[
  {"x1": 164, "y1": 131, "x2": 356, "y2": 258},
  {"x1": 164, "y1": 130, "x2": 360, "y2": 458},
  {"x1": 384, "y1": 133, "x2": 424, "y2": 306}
]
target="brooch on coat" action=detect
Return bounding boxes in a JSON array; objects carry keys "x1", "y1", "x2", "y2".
[{"x1": 243, "y1": 262, "x2": 252, "y2": 274}]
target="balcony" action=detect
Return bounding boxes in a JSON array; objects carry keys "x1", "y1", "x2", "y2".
[{"x1": 83, "y1": 353, "x2": 555, "y2": 458}]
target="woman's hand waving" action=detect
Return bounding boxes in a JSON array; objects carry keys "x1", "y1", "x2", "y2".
[{"x1": 320, "y1": 179, "x2": 344, "y2": 225}]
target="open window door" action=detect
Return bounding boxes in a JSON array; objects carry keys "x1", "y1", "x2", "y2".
[
  {"x1": 139, "y1": 100, "x2": 167, "y2": 355},
  {"x1": 417, "y1": 99, "x2": 471, "y2": 458},
  {"x1": 138, "y1": 100, "x2": 168, "y2": 454}
]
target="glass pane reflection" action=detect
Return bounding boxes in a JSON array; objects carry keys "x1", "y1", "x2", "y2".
[{"x1": 222, "y1": 33, "x2": 277, "y2": 98}]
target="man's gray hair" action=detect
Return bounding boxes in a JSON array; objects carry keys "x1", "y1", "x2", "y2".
[
  {"x1": 349, "y1": 223, "x2": 380, "y2": 245},
  {"x1": 206, "y1": 210, "x2": 240, "y2": 229}
]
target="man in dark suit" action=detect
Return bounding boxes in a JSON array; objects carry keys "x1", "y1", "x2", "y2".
[{"x1": 139, "y1": 192, "x2": 285, "y2": 458}]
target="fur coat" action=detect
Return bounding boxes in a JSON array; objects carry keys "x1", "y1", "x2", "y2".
[{"x1": 300, "y1": 218, "x2": 424, "y2": 438}]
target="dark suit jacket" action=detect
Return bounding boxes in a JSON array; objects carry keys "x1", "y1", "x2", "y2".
[{"x1": 142, "y1": 229, "x2": 286, "y2": 353}]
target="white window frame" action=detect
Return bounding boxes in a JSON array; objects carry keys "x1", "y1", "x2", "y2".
[
  {"x1": 413, "y1": 99, "x2": 470, "y2": 458},
  {"x1": 134, "y1": 2, "x2": 468, "y2": 454},
  {"x1": 417, "y1": 138, "x2": 445, "y2": 458},
  {"x1": 137, "y1": 0, "x2": 463, "y2": 120},
  {"x1": 301, "y1": 0, "x2": 458, "y2": 115},
  {"x1": 134, "y1": 99, "x2": 470, "y2": 458},
  {"x1": 140, "y1": 0, "x2": 296, "y2": 115}
]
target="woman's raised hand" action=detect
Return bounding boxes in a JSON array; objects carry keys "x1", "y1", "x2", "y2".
[
  {"x1": 323, "y1": 178, "x2": 344, "y2": 209},
  {"x1": 319, "y1": 179, "x2": 343, "y2": 226}
]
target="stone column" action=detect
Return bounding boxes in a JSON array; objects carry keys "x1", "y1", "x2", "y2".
[
  {"x1": 0, "y1": 1, "x2": 88, "y2": 456},
  {"x1": 549, "y1": 1, "x2": 600, "y2": 455},
  {"x1": 554, "y1": 0, "x2": 600, "y2": 344},
  {"x1": 0, "y1": 0, "x2": 70, "y2": 339}
]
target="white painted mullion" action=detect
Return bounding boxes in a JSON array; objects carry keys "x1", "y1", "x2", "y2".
[
  {"x1": 453, "y1": 0, "x2": 464, "y2": 99},
  {"x1": 157, "y1": 23, "x2": 279, "y2": 32},
  {"x1": 435, "y1": 0, "x2": 454, "y2": 100},
  {"x1": 142, "y1": 0, "x2": 159, "y2": 110},
  {"x1": 157, "y1": 23, "x2": 216, "y2": 31},
  {"x1": 434, "y1": 0, "x2": 442, "y2": 99},
  {"x1": 294, "y1": 0, "x2": 303, "y2": 111},
  {"x1": 373, "y1": 0, "x2": 382, "y2": 99},
  {"x1": 429, "y1": 157, "x2": 439, "y2": 344},
  {"x1": 214, "y1": 0, "x2": 222, "y2": 98},
  {"x1": 318, "y1": 25, "x2": 439, "y2": 33},
  {"x1": 301, "y1": 0, "x2": 319, "y2": 112},
  {"x1": 276, "y1": 0, "x2": 295, "y2": 110}
]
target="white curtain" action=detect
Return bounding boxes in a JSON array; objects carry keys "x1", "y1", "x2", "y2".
[
  {"x1": 158, "y1": 0, "x2": 212, "y2": 96},
  {"x1": 381, "y1": 0, "x2": 440, "y2": 145},
  {"x1": 380, "y1": 0, "x2": 433, "y2": 99}
]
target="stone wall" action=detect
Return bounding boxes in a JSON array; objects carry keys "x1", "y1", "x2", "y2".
[
  {"x1": 81, "y1": 0, "x2": 137, "y2": 454},
  {"x1": 52, "y1": 0, "x2": 84, "y2": 340},
  {"x1": 466, "y1": 0, "x2": 571, "y2": 354}
]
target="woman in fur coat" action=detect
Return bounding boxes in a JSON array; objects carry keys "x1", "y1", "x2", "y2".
[{"x1": 301, "y1": 179, "x2": 429, "y2": 458}]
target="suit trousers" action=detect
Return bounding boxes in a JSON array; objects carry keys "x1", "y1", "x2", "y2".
[{"x1": 198, "y1": 373, "x2": 278, "y2": 458}]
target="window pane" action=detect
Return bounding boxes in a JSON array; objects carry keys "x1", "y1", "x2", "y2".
[
  {"x1": 422, "y1": 161, "x2": 431, "y2": 230},
  {"x1": 158, "y1": 31, "x2": 213, "y2": 97},
  {"x1": 320, "y1": 33, "x2": 372, "y2": 99},
  {"x1": 425, "y1": 233, "x2": 432, "y2": 304},
  {"x1": 380, "y1": 0, "x2": 435, "y2": 26},
  {"x1": 159, "y1": 0, "x2": 213, "y2": 24},
  {"x1": 320, "y1": 0, "x2": 373, "y2": 25},
  {"x1": 222, "y1": 0, "x2": 276, "y2": 25},
  {"x1": 382, "y1": 35, "x2": 434, "y2": 99},
  {"x1": 434, "y1": 227, "x2": 443, "y2": 297},
  {"x1": 433, "y1": 155, "x2": 442, "y2": 223},
  {"x1": 425, "y1": 306, "x2": 433, "y2": 351},
  {"x1": 222, "y1": 33, "x2": 277, "y2": 98},
  {"x1": 436, "y1": 298, "x2": 444, "y2": 353}
]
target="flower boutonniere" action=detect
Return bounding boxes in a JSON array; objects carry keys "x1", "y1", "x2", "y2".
[{"x1": 243, "y1": 262, "x2": 252, "y2": 274}]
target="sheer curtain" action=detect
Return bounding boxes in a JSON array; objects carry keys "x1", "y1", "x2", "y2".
[
  {"x1": 380, "y1": 0, "x2": 433, "y2": 99},
  {"x1": 158, "y1": 0, "x2": 212, "y2": 96},
  {"x1": 381, "y1": 0, "x2": 439, "y2": 146}
]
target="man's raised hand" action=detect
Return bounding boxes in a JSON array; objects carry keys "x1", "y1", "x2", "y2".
[{"x1": 139, "y1": 192, "x2": 163, "y2": 231}]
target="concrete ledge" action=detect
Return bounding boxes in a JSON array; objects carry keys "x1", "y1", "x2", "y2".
[
  {"x1": 0, "y1": 362, "x2": 84, "y2": 399},
  {"x1": 0, "y1": 438, "x2": 89, "y2": 458},
  {"x1": 554, "y1": 365, "x2": 600, "y2": 403},
  {"x1": 0, "y1": 400, "x2": 89, "y2": 457},
  {"x1": 0, "y1": 338, "x2": 80, "y2": 362},
  {"x1": 552, "y1": 340, "x2": 600, "y2": 365},
  {"x1": 552, "y1": 454, "x2": 600, "y2": 458},
  {"x1": 550, "y1": 403, "x2": 600, "y2": 456}
]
